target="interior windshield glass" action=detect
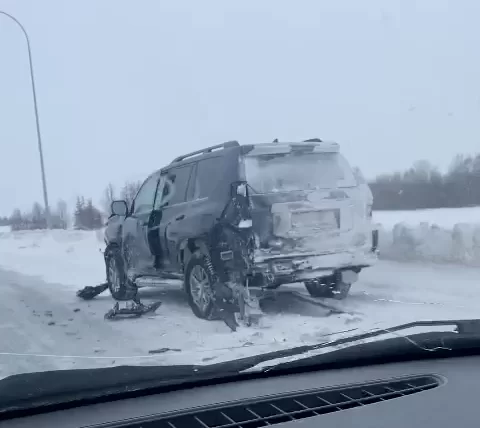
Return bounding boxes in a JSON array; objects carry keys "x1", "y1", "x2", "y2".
[
  {"x1": 243, "y1": 152, "x2": 356, "y2": 193},
  {"x1": 1, "y1": 0, "x2": 479, "y2": 408}
]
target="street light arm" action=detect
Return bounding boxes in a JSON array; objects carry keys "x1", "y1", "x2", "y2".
[
  {"x1": 0, "y1": 11, "x2": 30, "y2": 44},
  {"x1": 0, "y1": 10, "x2": 51, "y2": 228}
]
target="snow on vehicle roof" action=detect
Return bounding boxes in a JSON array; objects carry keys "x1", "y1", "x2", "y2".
[{"x1": 245, "y1": 141, "x2": 340, "y2": 156}]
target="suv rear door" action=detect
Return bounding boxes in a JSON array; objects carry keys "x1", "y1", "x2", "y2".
[
  {"x1": 150, "y1": 155, "x2": 233, "y2": 273},
  {"x1": 155, "y1": 164, "x2": 194, "y2": 271}
]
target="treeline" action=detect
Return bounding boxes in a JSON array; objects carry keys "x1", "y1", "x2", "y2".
[
  {"x1": 73, "y1": 197, "x2": 103, "y2": 230},
  {"x1": 9, "y1": 200, "x2": 69, "y2": 231},
  {"x1": 101, "y1": 180, "x2": 142, "y2": 214},
  {"x1": 8, "y1": 198, "x2": 105, "y2": 231},
  {"x1": 4, "y1": 180, "x2": 142, "y2": 232},
  {"x1": 370, "y1": 154, "x2": 480, "y2": 210}
]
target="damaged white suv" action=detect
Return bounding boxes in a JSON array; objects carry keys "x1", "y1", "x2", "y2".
[
  {"x1": 104, "y1": 138, "x2": 378, "y2": 326},
  {"x1": 242, "y1": 139, "x2": 378, "y2": 299}
]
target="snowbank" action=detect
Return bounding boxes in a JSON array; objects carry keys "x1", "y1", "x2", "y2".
[
  {"x1": 0, "y1": 228, "x2": 106, "y2": 288},
  {"x1": 374, "y1": 206, "x2": 480, "y2": 266},
  {"x1": 374, "y1": 206, "x2": 480, "y2": 229},
  {"x1": 1, "y1": 215, "x2": 480, "y2": 279},
  {"x1": 377, "y1": 222, "x2": 480, "y2": 266}
]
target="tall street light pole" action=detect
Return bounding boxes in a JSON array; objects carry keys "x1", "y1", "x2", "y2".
[{"x1": 0, "y1": 11, "x2": 51, "y2": 228}]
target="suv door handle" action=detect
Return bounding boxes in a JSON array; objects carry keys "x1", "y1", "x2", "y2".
[{"x1": 175, "y1": 214, "x2": 185, "y2": 221}]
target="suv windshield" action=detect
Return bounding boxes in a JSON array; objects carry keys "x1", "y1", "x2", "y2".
[
  {"x1": 243, "y1": 152, "x2": 356, "y2": 194},
  {"x1": 1, "y1": 0, "x2": 480, "y2": 411}
]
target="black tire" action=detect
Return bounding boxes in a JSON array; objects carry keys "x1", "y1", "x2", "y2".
[
  {"x1": 332, "y1": 282, "x2": 351, "y2": 300},
  {"x1": 106, "y1": 247, "x2": 138, "y2": 301},
  {"x1": 184, "y1": 253, "x2": 215, "y2": 320},
  {"x1": 304, "y1": 272, "x2": 351, "y2": 300},
  {"x1": 305, "y1": 279, "x2": 334, "y2": 298}
]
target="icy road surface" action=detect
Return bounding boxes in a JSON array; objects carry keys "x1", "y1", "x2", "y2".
[
  {"x1": 0, "y1": 229, "x2": 479, "y2": 379},
  {"x1": 1, "y1": 260, "x2": 480, "y2": 380}
]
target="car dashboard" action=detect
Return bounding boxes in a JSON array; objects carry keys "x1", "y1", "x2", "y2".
[{"x1": 2, "y1": 355, "x2": 479, "y2": 428}]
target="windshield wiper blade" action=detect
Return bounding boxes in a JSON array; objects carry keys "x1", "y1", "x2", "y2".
[{"x1": 218, "y1": 318, "x2": 480, "y2": 372}]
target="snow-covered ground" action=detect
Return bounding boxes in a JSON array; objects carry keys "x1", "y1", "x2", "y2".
[{"x1": 0, "y1": 225, "x2": 480, "y2": 379}]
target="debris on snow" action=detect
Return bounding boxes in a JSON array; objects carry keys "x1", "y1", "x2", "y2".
[
  {"x1": 202, "y1": 356, "x2": 217, "y2": 362},
  {"x1": 77, "y1": 283, "x2": 109, "y2": 300},
  {"x1": 104, "y1": 301, "x2": 162, "y2": 320},
  {"x1": 148, "y1": 348, "x2": 181, "y2": 354}
]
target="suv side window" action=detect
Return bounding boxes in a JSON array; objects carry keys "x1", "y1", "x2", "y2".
[
  {"x1": 154, "y1": 175, "x2": 172, "y2": 210},
  {"x1": 192, "y1": 157, "x2": 221, "y2": 199},
  {"x1": 132, "y1": 174, "x2": 159, "y2": 215},
  {"x1": 165, "y1": 165, "x2": 193, "y2": 206}
]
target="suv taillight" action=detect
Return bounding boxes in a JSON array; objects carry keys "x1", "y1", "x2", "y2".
[{"x1": 372, "y1": 230, "x2": 379, "y2": 252}]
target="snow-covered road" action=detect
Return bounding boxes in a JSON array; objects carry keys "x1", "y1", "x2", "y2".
[{"x1": 1, "y1": 257, "x2": 479, "y2": 380}]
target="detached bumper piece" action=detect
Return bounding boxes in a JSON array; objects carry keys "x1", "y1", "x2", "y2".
[
  {"x1": 76, "y1": 283, "x2": 109, "y2": 300},
  {"x1": 104, "y1": 300, "x2": 162, "y2": 320}
]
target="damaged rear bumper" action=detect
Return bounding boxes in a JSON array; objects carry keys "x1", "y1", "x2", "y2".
[{"x1": 252, "y1": 248, "x2": 378, "y2": 287}]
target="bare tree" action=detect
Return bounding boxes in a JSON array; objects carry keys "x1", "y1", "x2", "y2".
[
  {"x1": 31, "y1": 202, "x2": 46, "y2": 229},
  {"x1": 101, "y1": 183, "x2": 116, "y2": 214},
  {"x1": 120, "y1": 180, "x2": 142, "y2": 208},
  {"x1": 9, "y1": 209, "x2": 23, "y2": 230},
  {"x1": 56, "y1": 199, "x2": 68, "y2": 229}
]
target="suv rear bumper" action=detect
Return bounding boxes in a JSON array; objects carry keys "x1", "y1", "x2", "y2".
[{"x1": 252, "y1": 247, "x2": 378, "y2": 287}]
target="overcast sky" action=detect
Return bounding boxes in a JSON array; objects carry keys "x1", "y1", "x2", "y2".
[{"x1": 1, "y1": 0, "x2": 479, "y2": 216}]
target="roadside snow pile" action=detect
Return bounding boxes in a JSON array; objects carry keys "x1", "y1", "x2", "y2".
[
  {"x1": 378, "y1": 222, "x2": 480, "y2": 266},
  {"x1": 374, "y1": 206, "x2": 480, "y2": 229},
  {"x1": 1, "y1": 219, "x2": 479, "y2": 283},
  {"x1": 0, "y1": 228, "x2": 106, "y2": 288}
]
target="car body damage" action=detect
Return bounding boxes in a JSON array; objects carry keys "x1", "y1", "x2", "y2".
[
  {"x1": 94, "y1": 139, "x2": 378, "y2": 328},
  {"x1": 242, "y1": 145, "x2": 377, "y2": 292},
  {"x1": 250, "y1": 187, "x2": 376, "y2": 280}
]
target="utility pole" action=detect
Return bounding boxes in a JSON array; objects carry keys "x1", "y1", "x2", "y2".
[{"x1": 1, "y1": 11, "x2": 51, "y2": 228}]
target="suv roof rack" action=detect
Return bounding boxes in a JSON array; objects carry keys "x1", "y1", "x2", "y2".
[{"x1": 170, "y1": 140, "x2": 240, "y2": 164}]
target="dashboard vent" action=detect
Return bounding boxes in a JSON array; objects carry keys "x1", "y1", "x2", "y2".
[{"x1": 123, "y1": 375, "x2": 441, "y2": 428}]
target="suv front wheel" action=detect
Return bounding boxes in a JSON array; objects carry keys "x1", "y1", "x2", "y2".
[
  {"x1": 106, "y1": 246, "x2": 138, "y2": 301},
  {"x1": 184, "y1": 253, "x2": 216, "y2": 319}
]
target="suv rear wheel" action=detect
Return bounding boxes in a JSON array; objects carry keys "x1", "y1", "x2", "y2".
[
  {"x1": 106, "y1": 247, "x2": 138, "y2": 301},
  {"x1": 184, "y1": 253, "x2": 215, "y2": 319}
]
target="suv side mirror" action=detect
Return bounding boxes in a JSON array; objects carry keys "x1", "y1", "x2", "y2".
[{"x1": 111, "y1": 200, "x2": 128, "y2": 216}]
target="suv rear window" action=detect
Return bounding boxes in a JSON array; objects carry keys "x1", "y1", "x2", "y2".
[
  {"x1": 166, "y1": 165, "x2": 193, "y2": 205},
  {"x1": 243, "y1": 152, "x2": 356, "y2": 193},
  {"x1": 192, "y1": 157, "x2": 222, "y2": 199}
]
